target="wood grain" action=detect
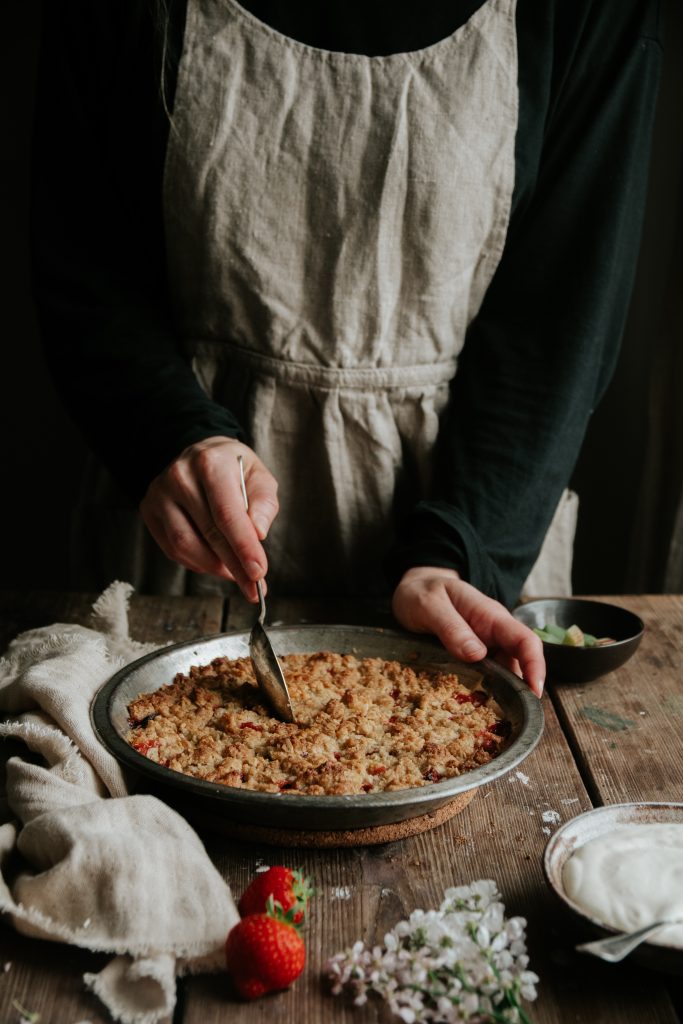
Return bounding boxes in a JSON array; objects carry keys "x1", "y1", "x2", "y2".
[
  {"x1": 1, "y1": 592, "x2": 679, "y2": 1024},
  {"x1": 548, "y1": 595, "x2": 683, "y2": 804},
  {"x1": 183, "y1": 598, "x2": 678, "y2": 1024},
  {"x1": 0, "y1": 589, "x2": 224, "y2": 651},
  {"x1": 184, "y1": 713, "x2": 676, "y2": 1023},
  {"x1": 0, "y1": 927, "x2": 111, "y2": 1024}
]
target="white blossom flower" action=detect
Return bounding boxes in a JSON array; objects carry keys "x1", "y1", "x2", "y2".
[{"x1": 324, "y1": 879, "x2": 538, "y2": 1024}]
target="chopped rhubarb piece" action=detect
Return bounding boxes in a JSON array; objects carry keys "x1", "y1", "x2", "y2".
[
  {"x1": 368, "y1": 765, "x2": 386, "y2": 776},
  {"x1": 240, "y1": 721, "x2": 264, "y2": 732},
  {"x1": 361, "y1": 783, "x2": 373, "y2": 792},
  {"x1": 424, "y1": 769, "x2": 442, "y2": 782},
  {"x1": 132, "y1": 739, "x2": 159, "y2": 756},
  {"x1": 390, "y1": 688, "x2": 400, "y2": 699},
  {"x1": 489, "y1": 720, "x2": 512, "y2": 737}
]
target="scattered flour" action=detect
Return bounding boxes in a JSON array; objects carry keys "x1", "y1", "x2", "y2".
[
  {"x1": 513, "y1": 771, "x2": 530, "y2": 785},
  {"x1": 542, "y1": 810, "x2": 561, "y2": 825},
  {"x1": 331, "y1": 886, "x2": 352, "y2": 900},
  {"x1": 542, "y1": 827, "x2": 551, "y2": 835},
  {"x1": 561, "y1": 798, "x2": 579, "y2": 805}
]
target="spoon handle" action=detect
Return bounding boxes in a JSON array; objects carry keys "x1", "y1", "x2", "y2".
[
  {"x1": 256, "y1": 580, "x2": 267, "y2": 626},
  {"x1": 237, "y1": 455, "x2": 268, "y2": 625},
  {"x1": 576, "y1": 921, "x2": 670, "y2": 962}
]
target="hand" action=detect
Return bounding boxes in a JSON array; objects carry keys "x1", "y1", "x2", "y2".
[
  {"x1": 140, "y1": 437, "x2": 279, "y2": 602},
  {"x1": 391, "y1": 566, "x2": 545, "y2": 698}
]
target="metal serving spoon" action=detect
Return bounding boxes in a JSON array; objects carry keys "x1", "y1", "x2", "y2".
[
  {"x1": 237, "y1": 455, "x2": 296, "y2": 723},
  {"x1": 576, "y1": 920, "x2": 679, "y2": 962}
]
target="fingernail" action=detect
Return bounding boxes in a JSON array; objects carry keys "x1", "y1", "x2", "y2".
[
  {"x1": 535, "y1": 679, "x2": 545, "y2": 697},
  {"x1": 463, "y1": 641, "x2": 485, "y2": 659},
  {"x1": 246, "y1": 560, "x2": 264, "y2": 581}
]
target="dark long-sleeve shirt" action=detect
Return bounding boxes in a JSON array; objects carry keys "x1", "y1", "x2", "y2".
[{"x1": 31, "y1": 0, "x2": 662, "y2": 605}]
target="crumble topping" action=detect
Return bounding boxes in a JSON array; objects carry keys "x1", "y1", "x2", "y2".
[{"x1": 125, "y1": 652, "x2": 511, "y2": 796}]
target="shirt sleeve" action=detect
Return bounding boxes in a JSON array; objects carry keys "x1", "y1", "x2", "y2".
[
  {"x1": 30, "y1": 0, "x2": 244, "y2": 505},
  {"x1": 386, "y1": 0, "x2": 663, "y2": 607}
]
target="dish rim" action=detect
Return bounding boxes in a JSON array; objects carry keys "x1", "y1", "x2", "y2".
[{"x1": 91, "y1": 624, "x2": 544, "y2": 819}]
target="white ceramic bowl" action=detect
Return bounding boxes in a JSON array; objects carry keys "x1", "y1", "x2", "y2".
[{"x1": 543, "y1": 802, "x2": 683, "y2": 975}]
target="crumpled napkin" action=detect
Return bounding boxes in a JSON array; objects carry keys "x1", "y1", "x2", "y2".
[{"x1": 0, "y1": 582, "x2": 239, "y2": 1024}]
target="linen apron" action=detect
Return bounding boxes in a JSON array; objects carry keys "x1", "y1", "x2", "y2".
[
  {"x1": 74, "y1": 0, "x2": 576, "y2": 599},
  {"x1": 163, "y1": 0, "x2": 521, "y2": 597}
]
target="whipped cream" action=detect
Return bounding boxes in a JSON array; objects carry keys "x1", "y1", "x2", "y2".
[{"x1": 562, "y1": 823, "x2": 683, "y2": 948}]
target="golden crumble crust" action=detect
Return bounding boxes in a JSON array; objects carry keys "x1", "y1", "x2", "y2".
[{"x1": 125, "y1": 652, "x2": 511, "y2": 795}]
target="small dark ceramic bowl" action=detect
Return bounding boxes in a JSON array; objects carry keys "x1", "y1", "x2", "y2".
[{"x1": 512, "y1": 598, "x2": 644, "y2": 684}]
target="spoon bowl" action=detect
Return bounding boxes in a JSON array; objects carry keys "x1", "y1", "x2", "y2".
[{"x1": 238, "y1": 455, "x2": 296, "y2": 723}]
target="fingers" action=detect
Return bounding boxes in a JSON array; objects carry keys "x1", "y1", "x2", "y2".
[
  {"x1": 140, "y1": 437, "x2": 279, "y2": 601},
  {"x1": 198, "y1": 454, "x2": 268, "y2": 582},
  {"x1": 418, "y1": 585, "x2": 488, "y2": 662},
  {"x1": 391, "y1": 571, "x2": 487, "y2": 661},
  {"x1": 492, "y1": 652, "x2": 522, "y2": 678},
  {"x1": 245, "y1": 470, "x2": 280, "y2": 540},
  {"x1": 461, "y1": 597, "x2": 545, "y2": 698},
  {"x1": 392, "y1": 568, "x2": 545, "y2": 698},
  {"x1": 503, "y1": 633, "x2": 545, "y2": 698},
  {"x1": 143, "y1": 499, "x2": 235, "y2": 577}
]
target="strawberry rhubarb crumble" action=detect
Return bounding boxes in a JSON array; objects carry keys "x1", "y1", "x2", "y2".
[{"x1": 125, "y1": 652, "x2": 511, "y2": 795}]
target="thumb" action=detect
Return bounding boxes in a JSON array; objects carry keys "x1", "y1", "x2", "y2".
[{"x1": 245, "y1": 467, "x2": 279, "y2": 540}]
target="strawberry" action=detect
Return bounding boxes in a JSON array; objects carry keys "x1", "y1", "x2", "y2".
[
  {"x1": 225, "y1": 906, "x2": 305, "y2": 999},
  {"x1": 238, "y1": 866, "x2": 313, "y2": 925}
]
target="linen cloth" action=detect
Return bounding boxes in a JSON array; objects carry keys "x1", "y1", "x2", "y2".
[{"x1": 0, "y1": 582, "x2": 239, "y2": 1024}]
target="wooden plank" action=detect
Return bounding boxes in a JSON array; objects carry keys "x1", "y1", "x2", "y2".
[
  {"x1": 0, "y1": 927, "x2": 111, "y2": 1024},
  {"x1": 182, "y1": 599, "x2": 677, "y2": 1024},
  {"x1": 0, "y1": 591, "x2": 224, "y2": 1024},
  {"x1": 0, "y1": 589, "x2": 224, "y2": 651},
  {"x1": 548, "y1": 595, "x2": 683, "y2": 804},
  {"x1": 2, "y1": 593, "x2": 678, "y2": 1023}
]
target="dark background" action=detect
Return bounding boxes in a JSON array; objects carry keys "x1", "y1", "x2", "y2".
[{"x1": 2, "y1": 3, "x2": 682, "y2": 597}]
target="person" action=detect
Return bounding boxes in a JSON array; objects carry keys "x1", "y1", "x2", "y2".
[{"x1": 30, "y1": 0, "x2": 662, "y2": 699}]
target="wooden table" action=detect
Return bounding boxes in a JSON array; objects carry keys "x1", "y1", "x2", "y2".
[{"x1": 0, "y1": 591, "x2": 681, "y2": 1024}]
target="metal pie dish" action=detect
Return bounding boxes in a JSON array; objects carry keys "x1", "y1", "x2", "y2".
[
  {"x1": 92, "y1": 625, "x2": 543, "y2": 833},
  {"x1": 543, "y1": 802, "x2": 683, "y2": 975}
]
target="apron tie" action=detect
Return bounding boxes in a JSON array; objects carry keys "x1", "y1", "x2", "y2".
[{"x1": 188, "y1": 339, "x2": 458, "y2": 390}]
